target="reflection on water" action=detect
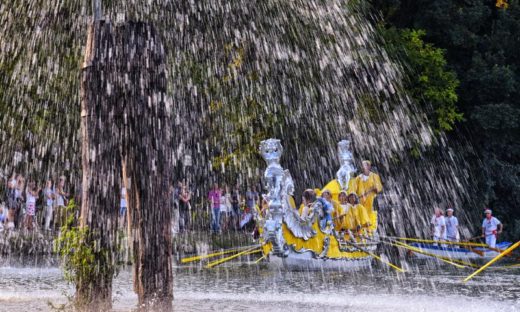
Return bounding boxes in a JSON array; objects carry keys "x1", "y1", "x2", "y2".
[{"x1": 0, "y1": 261, "x2": 519, "y2": 312}]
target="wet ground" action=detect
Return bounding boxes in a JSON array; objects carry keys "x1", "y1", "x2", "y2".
[{"x1": 0, "y1": 257, "x2": 519, "y2": 311}]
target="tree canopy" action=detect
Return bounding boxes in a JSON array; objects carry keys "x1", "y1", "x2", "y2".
[{"x1": 373, "y1": 0, "x2": 520, "y2": 239}]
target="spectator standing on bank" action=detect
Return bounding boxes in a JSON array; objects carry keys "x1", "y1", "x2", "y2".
[
  {"x1": 169, "y1": 184, "x2": 179, "y2": 234},
  {"x1": 220, "y1": 185, "x2": 232, "y2": 232},
  {"x1": 43, "y1": 180, "x2": 55, "y2": 231},
  {"x1": 245, "y1": 185, "x2": 259, "y2": 214},
  {"x1": 6, "y1": 173, "x2": 18, "y2": 229},
  {"x1": 179, "y1": 184, "x2": 191, "y2": 232},
  {"x1": 24, "y1": 180, "x2": 40, "y2": 231},
  {"x1": 55, "y1": 176, "x2": 69, "y2": 229},
  {"x1": 240, "y1": 185, "x2": 258, "y2": 231},
  {"x1": 230, "y1": 185, "x2": 241, "y2": 230},
  {"x1": 208, "y1": 183, "x2": 222, "y2": 234},
  {"x1": 14, "y1": 175, "x2": 25, "y2": 228}
]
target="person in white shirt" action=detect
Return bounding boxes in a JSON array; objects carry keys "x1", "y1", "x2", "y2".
[
  {"x1": 220, "y1": 186, "x2": 231, "y2": 231},
  {"x1": 43, "y1": 180, "x2": 55, "y2": 231},
  {"x1": 481, "y1": 209, "x2": 502, "y2": 248},
  {"x1": 445, "y1": 208, "x2": 459, "y2": 243},
  {"x1": 431, "y1": 208, "x2": 447, "y2": 246}
]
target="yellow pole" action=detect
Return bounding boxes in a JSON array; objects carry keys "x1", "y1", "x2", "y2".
[
  {"x1": 206, "y1": 248, "x2": 262, "y2": 269},
  {"x1": 254, "y1": 254, "x2": 267, "y2": 264},
  {"x1": 181, "y1": 245, "x2": 260, "y2": 263},
  {"x1": 463, "y1": 240, "x2": 520, "y2": 282},
  {"x1": 367, "y1": 251, "x2": 406, "y2": 272}
]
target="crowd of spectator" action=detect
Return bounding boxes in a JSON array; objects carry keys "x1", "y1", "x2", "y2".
[
  {"x1": 207, "y1": 182, "x2": 259, "y2": 234},
  {"x1": 0, "y1": 173, "x2": 71, "y2": 232},
  {"x1": 0, "y1": 171, "x2": 263, "y2": 237}
]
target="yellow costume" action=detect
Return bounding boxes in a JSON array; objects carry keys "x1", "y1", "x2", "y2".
[
  {"x1": 330, "y1": 199, "x2": 340, "y2": 217},
  {"x1": 335, "y1": 203, "x2": 370, "y2": 232},
  {"x1": 355, "y1": 172, "x2": 382, "y2": 218},
  {"x1": 335, "y1": 204, "x2": 356, "y2": 231},
  {"x1": 351, "y1": 203, "x2": 370, "y2": 228}
]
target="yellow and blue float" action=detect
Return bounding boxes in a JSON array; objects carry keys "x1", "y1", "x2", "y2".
[{"x1": 255, "y1": 138, "x2": 380, "y2": 271}]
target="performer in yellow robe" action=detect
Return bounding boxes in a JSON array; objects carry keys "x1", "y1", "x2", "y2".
[
  {"x1": 335, "y1": 192, "x2": 371, "y2": 230},
  {"x1": 347, "y1": 193, "x2": 370, "y2": 229},
  {"x1": 335, "y1": 191, "x2": 356, "y2": 231},
  {"x1": 355, "y1": 160, "x2": 383, "y2": 219},
  {"x1": 346, "y1": 172, "x2": 358, "y2": 195}
]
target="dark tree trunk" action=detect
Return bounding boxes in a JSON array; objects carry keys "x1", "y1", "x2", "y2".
[
  {"x1": 79, "y1": 20, "x2": 122, "y2": 310},
  {"x1": 118, "y1": 22, "x2": 173, "y2": 311},
  {"x1": 80, "y1": 20, "x2": 173, "y2": 311}
]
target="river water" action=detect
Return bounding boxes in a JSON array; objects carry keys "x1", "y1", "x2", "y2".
[{"x1": 0, "y1": 259, "x2": 518, "y2": 312}]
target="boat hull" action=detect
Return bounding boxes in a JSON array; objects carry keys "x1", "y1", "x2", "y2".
[
  {"x1": 410, "y1": 242, "x2": 512, "y2": 261},
  {"x1": 267, "y1": 249, "x2": 373, "y2": 271}
]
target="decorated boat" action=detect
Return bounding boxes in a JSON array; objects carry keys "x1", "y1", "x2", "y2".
[
  {"x1": 255, "y1": 138, "x2": 380, "y2": 271},
  {"x1": 409, "y1": 241, "x2": 513, "y2": 261}
]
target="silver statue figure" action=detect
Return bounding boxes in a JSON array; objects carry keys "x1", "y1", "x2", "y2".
[
  {"x1": 260, "y1": 139, "x2": 284, "y2": 212},
  {"x1": 336, "y1": 139, "x2": 356, "y2": 191}
]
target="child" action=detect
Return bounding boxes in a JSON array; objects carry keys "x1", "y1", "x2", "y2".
[{"x1": 25, "y1": 181, "x2": 40, "y2": 231}]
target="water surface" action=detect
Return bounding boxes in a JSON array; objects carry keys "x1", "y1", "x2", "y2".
[{"x1": 0, "y1": 260, "x2": 518, "y2": 311}]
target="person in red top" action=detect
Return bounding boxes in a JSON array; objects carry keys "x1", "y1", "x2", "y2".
[{"x1": 208, "y1": 183, "x2": 222, "y2": 233}]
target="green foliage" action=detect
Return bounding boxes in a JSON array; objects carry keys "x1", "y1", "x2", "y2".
[
  {"x1": 372, "y1": 0, "x2": 520, "y2": 237},
  {"x1": 54, "y1": 200, "x2": 96, "y2": 284},
  {"x1": 410, "y1": 141, "x2": 422, "y2": 159},
  {"x1": 382, "y1": 28, "x2": 463, "y2": 132},
  {"x1": 54, "y1": 200, "x2": 117, "y2": 290}
]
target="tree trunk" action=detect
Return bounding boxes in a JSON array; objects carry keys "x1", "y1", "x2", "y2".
[
  {"x1": 116, "y1": 22, "x2": 174, "y2": 311},
  {"x1": 79, "y1": 20, "x2": 122, "y2": 310},
  {"x1": 79, "y1": 20, "x2": 173, "y2": 311}
]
